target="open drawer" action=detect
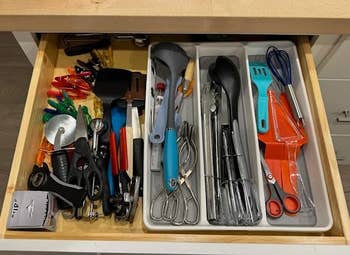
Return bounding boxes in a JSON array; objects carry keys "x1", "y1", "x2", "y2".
[{"x1": 0, "y1": 34, "x2": 349, "y2": 245}]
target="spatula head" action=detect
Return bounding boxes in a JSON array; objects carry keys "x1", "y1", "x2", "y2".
[
  {"x1": 213, "y1": 56, "x2": 241, "y2": 117},
  {"x1": 249, "y1": 62, "x2": 273, "y2": 89},
  {"x1": 209, "y1": 56, "x2": 241, "y2": 119},
  {"x1": 94, "y1": 68, "x2": 132, "y2": 105}
]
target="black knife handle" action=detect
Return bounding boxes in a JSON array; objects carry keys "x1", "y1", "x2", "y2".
[
  {"x1": 119, "y1": 171, "x2": 130, "y2": 193},
  {"x1": 133, "y1": 138, "x2": 144, "y2": 196},
  {"x1": 96, "y1": 157, "x2": 112, "y2": 216},
  {"x1": 51, "y1": 150, "x2": 69, "y2": 183},
  {"x1": 64, "y1": 38, "x2": 110, "y2": 56}
]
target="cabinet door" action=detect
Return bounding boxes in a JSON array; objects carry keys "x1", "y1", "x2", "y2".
[{"x1": 320, "y1": 79, "x2": 350, "y2": 135}]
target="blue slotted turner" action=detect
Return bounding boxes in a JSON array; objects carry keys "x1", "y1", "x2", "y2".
[{"x1": 249, "y1": 62, "x2": 273, "y2": 133}]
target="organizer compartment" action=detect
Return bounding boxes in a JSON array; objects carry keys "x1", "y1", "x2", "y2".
[
  {"x1": 246, "y1": 41, "x2": 333, "y2": 231},
  {"x1": 143, "y1": 43, "x2": 204, "y2": 230}
]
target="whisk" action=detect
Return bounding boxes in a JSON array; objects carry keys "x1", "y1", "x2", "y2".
[{"x1": 266, "y1": 46, "x2": 305, "y2": 126}]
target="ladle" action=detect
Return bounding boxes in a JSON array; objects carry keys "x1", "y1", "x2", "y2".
[{"x1": 151, "y1": 43, "x2": 189, "y2": 192}]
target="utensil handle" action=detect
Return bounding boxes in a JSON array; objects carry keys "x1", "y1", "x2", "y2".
[
  {"x1": 286, "y1": 84, "x2": 304, "y2": 125},
  {"x1": 126, "y1": 126, "x2": 134, "y2": 178},
  {"x1": 95, "y1": 153, "x2": 112, "y2": 216},
  {"x1": 257, "y1": 93, "x2": 269, "y2": 133},
  {"x1": 51, "y1": 150, "x2": 69, "y2": 183},
  {"x1": 163, "y1": 129, "x2": 179, "y2": 192},
  {"x1": 119, "y1": 127, "x2": 128, "y2": 170},
  {"x1": 149, "y1": 82, "x2": 169, "y2": 144},
  {"x1": 232, "y1": 120, "x2": 249, "y2": 180},
  {"x1": 274, "y1": 181, "x2": 301, "y2": 214},
  {"x1": 107, "y1": 160, "x2": 115, "y2": 196},
  {"x1": 109, "y1": 132, "x2": 119, "y2": 176},
  {"x1": 203, "y1": 113, "x2": 217, "y2": 221},
  {"x1": 133, "y1": 138, "x2": 144, "y2": 196}
]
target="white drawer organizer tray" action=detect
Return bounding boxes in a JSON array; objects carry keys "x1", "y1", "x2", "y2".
[{"x1": 143, "y1": 41, "x2": 332, "y2": 232}]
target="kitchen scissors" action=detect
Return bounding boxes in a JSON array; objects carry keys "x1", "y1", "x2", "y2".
[
  {"x1": 68, "y1": 106, "x2": 103, "y2": 202},
  {"x1": 260, "y1": 150, "x2": 300, "y2": 218}
]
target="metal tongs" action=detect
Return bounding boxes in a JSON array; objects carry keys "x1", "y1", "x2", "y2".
[{"x1": 150, "y1": 121, "x2": 199, "y2": 225}]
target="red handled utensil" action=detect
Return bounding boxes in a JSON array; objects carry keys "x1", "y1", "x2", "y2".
[
  {"x1": 119, "y1": 127, "x2": 128, "y2": 172},
  {"x1": 260, "y1": 150, "x2": 300, "y2": 218},
  {"x1": 109, "y1": 132, "x2": 119, "y2": 176}
]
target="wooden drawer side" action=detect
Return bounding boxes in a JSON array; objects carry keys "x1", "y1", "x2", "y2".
[
  {"x1": 0, "y1": 34, "x2": 59, "y2": 237},
  {"x1": 297, "y1": 36, "x2": 350, "y2": 243}
]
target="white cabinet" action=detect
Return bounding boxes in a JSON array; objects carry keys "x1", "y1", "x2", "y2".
[
  {"x1": 319, "y1": 79, "x2": 350, "y2": 135},
  {"x1": 317, "y1": 36, "x2": 350, "y2": 79},
  {"x1": 314, "y1": 35, "x2": 350, "y2": 165}
]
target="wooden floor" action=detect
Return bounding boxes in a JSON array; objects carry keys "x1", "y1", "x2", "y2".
[
  {"x1": 0, "y1": 32, "x2": 32, "y2": 212},
  {"x1": 0, "y1": 32, "x2": 348, "y2": 251}
]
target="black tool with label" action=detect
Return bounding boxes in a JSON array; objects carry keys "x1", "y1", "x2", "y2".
[{"x1": 28, "y1": 163, "x2": 87, "y2": 208}]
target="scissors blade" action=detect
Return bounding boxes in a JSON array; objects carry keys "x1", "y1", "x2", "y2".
[
  {"x1": 75, "y1": 106, "x2": 88, "y2": 140},
  {"x1": 259, "y1": 150, "x2": 277, "y2": 185}
]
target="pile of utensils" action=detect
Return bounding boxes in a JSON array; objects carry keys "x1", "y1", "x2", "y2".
[{"x1": 25, "y1": 45, "x2": 145, "y2": 225}]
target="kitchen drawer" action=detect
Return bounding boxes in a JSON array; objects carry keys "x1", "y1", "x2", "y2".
[
  {"x1": 0, "y1": 34, "x2": 349, "y2": 245},
  {"x1": 319, "y1": 79, "x2": 350, "y2": 135}
]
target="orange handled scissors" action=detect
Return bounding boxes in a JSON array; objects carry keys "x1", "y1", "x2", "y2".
[{"x1": 260, "y1": 150, "x2": 300, "y2": 218}]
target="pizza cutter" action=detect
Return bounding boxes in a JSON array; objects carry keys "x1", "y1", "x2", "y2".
[{"x1": 44, "y1": 114, "x2": 76, "y2": 147}]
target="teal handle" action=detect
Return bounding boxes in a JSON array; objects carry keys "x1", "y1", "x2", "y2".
[
  {"x1": 163, "y1": 129, "x2": 179, "y2": 192},
  {"x1": 257, "y1": 93, "x2": 269, "y2": 133}
]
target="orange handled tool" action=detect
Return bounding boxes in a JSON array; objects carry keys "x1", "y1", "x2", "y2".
[{"x1": 35, "y1": 137, "x2": 53, "y2": 166}]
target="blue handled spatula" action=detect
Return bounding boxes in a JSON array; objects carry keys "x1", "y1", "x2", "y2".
[{"x1": 249, "y1": 62, "x2": 273, "y2": 133}]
